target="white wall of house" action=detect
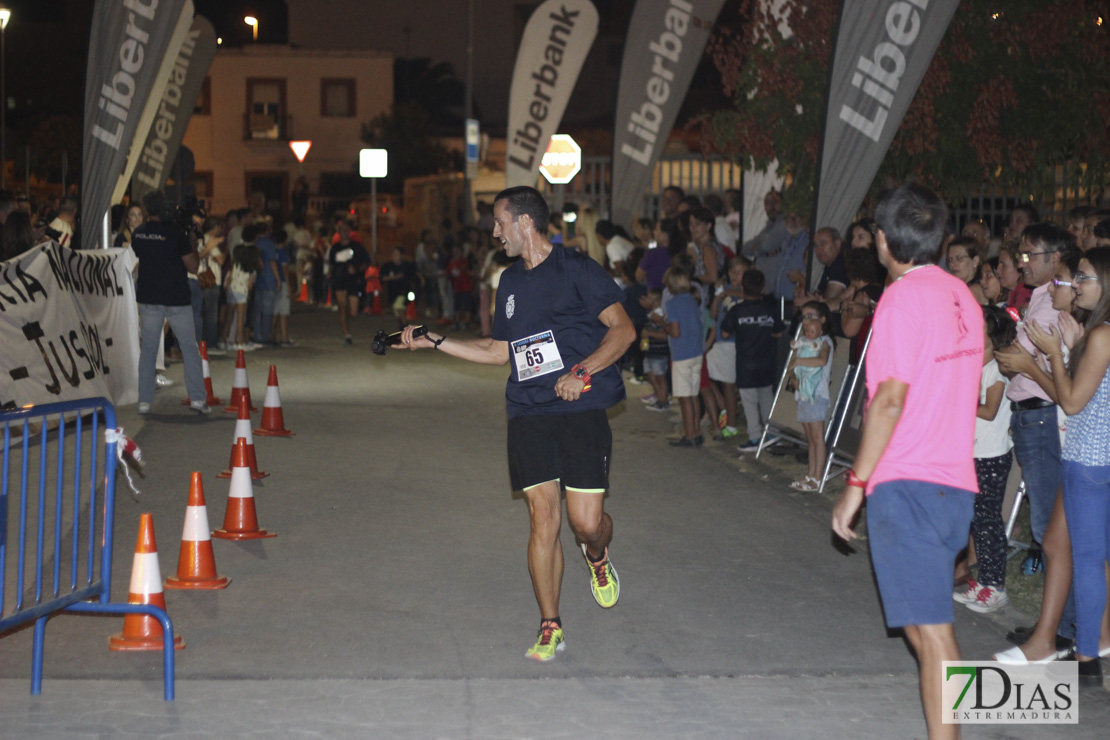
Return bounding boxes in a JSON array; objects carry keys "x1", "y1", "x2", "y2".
[{"x1": 182, "y1": 44, "x2": 393, "y2": 219}]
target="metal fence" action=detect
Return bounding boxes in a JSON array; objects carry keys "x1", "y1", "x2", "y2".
[
  {"x1": 536, "y1": 154, "x2": 745, "y2": 221},
  {"x1": 535, "y1": 154, "x2": 1105, "y2": 233},
  {"x1": 1, "y1": 398, "x2": 176, "y2": 700}
]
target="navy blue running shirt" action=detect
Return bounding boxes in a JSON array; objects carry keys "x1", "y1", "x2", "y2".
[{"x1": 493, "y1": 245, "x2": 626, "y2": 418}]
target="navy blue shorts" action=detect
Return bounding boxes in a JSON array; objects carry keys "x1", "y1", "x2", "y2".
[
  {"x1": 868, "y1": 479, "x2": 975, "y2": 628},
  {"x1": 507, "y1": 409, "x2": 612, "y2": 492}
]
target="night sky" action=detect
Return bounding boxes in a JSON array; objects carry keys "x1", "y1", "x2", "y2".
[{"x1": 5, "y1": 0, "x2": 290, "y2": 121}]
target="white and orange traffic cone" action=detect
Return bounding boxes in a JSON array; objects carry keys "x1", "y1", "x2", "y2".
[
  {"x1": 405, "y1": 298, "x2": 418, "y2": 322},
  {"x1": 218, "y1": 394, "x2": 268, "y2": 479},
  {"x1": 212, "y1": 439, "x2": 276, "y2": 541},
  {"x1": 182, "y1": 342, "x2": 223, "y2": 407},
  {"x1": 109, "y1": 513, "x2": 185, "y2": 651},
  {"x1": 254, "y1": 365, "x2": 294, "y2": 437},
  {"x1": 223, "y1": 349, "x2": 257, "y2": 413},
  {"x1": 165, "y1": 473, "x2": 231, "y2": 590}
]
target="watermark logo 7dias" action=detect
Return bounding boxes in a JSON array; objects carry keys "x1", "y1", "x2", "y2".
[{"x1": 943, "y1": 661, "x2": 1078, "y2": 725}]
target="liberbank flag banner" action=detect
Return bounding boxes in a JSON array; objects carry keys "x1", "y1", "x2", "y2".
[
  {"x1": 505, "y1": 0, "x2": 599, "y2": 188},
  {"x1": 130, "y1": 15, "x2": 218, "y2": 204},
  {"x1": 814, "y1": 0, "x2": 959, "y2": 234},
  {"x1": 610, "y1": 0, "x2": 726, "y2": 229},
  {"x1": 0, "y1": 243, "x2": 139, "y2": 409},
  {"x1": 81, "y1": 0, "x2": 193, "y2": 251}
]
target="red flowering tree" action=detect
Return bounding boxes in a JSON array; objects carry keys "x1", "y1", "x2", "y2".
[{"x1": 697, "y1": 0, "x2": 1110, "y2": 214}]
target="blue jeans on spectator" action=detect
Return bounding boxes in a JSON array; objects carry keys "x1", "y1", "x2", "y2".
[
  {"x1": 1061, "y1": 460, "x2": 1110, "y2": 658},
  {"x1": 1012, "y1": 406, "x2": 1062, "y2": 543},
  {"x1": 252, "y1": 288, "x2": 276, "y2": 343},
  {"x1": 189, "y1": 277, "x2": 203, "y2": 344},
  {"x1": 1011, "y1": 404, "x2": 1074, "y2": 638},
  {"x1": 138, "y1": 304, "x2": 205, "y2": 405}
]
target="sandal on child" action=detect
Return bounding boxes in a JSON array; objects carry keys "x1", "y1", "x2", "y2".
[{"x1": 790, "y1": 477, "x2": 819, "y2": 492}]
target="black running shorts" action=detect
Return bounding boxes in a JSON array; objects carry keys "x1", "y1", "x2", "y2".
[{"x1": 507, "y1": 409, "x2": 612, "y2": 492}]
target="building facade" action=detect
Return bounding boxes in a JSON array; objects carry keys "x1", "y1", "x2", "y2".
[{"x1": 181, "y1": 44, "x2": 393, "y2": 221}]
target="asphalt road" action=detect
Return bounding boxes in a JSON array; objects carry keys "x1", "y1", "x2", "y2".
[{"x1": 2, "y1": 306, "x2": 1108, "y2": 739}]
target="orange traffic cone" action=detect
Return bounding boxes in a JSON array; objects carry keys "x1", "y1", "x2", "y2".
[
  {"x1": 218, "y1": 394, "x2": 268, "y2": 479},
  {"x1": 298, "y1": 280, "x2": 309, "y2": 303},
  {"x1": 223, "y1": 349, "x2": 257, "y2": 413},
  {"x1": 212, "y1": 439, "x2": 276, "y2": 540},
  {"x1": 165, "y1": 473, "x2": 231, "y2": 590},
  {"x1": 109, "y1": 513, "x2": 185, "y2": 651},
  {"x1": 405, "y1": 298, "x2": 418, "y2": 321},
  {"x1": 182, "y1": 342, "x2": 223, "y2": 407},
  {"x1": 371, "y1": 292, "x2": 383, "y2": 315},
  {"x1": 255, "y1": 365, "x2": 294, "y2": 437}
]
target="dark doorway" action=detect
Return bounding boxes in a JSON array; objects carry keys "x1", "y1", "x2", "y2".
[{"x1": 245, "y1": 172, "x2": 288, "y2": 223}]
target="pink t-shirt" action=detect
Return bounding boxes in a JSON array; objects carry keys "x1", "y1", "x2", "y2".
[
  {"x1": 1006, "y1": 282, "x2": 1057, "y2": 403},
  {"x1": 865, "y1": 265, "x2": 984, "y2": 495}
]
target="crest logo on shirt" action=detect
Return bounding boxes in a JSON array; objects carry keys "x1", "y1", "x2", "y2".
[{"x1": 506, "y1": 294, "x2": 515, "y2": 319}]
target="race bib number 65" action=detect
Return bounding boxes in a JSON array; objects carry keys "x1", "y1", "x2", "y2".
[{"x1": 511, "y1": 330, "x2": 564, "y2": 381}]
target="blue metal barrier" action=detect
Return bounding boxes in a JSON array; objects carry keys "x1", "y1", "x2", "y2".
[{"x1": 0, "y1": 397, "x2": 176, "y2": 700}]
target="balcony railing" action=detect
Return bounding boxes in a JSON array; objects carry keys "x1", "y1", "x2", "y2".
[{"x1": 242, "y1": 113, "x2": 293, "y2": 141}]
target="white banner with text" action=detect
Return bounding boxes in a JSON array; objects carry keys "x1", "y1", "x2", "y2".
[{"x1": 0, "y1": 242, "x2": 139, "y2": 410}]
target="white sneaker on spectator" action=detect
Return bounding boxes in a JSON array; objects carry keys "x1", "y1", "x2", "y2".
[
  {"x1": 966, "y1": 585, "x2": 1008, "y2": 613},
  {"x1": 155, "y1": 373, "x2": 174, "y2": 387},
  {"x1": 138, "y1": 403, "x2": 151, "y2": 415},
  {"x1": 640, "y1": 393, "x2": 657, "y2": 404},
  {"x1": 952, "y1": 579, "x2": 982, "y2": 604}
]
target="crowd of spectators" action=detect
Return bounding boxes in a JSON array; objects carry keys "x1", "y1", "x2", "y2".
[{"x1": 594, "y1": 184, "x2": 1110, "y2": 687}]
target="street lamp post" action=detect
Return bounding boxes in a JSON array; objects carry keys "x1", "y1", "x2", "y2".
[
  {"x1": 244, "y1": 16, "x2": 258, "y2": 41},
  {"x1": 0, "y1": 7, "x2": 10, "y2": 191}
]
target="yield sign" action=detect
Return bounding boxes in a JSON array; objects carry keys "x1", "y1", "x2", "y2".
[{"x1": 289, "y1": 140, "x2": 312, "y2": 163}]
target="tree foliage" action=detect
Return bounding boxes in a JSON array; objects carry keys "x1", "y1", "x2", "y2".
[
  {"x1": 697, "y1": 0, "x2": 1110, "y2": 213},
  {"x1": 393, "y1": 57, "x2": 472, "y2": 131},
  {"x1": 361, "y1": 101, "x2": 459, "y2": 194}
]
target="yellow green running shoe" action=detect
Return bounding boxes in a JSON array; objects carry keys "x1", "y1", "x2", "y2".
[
  {"x1": 582, "y1": 544, "x2": 619, "y2": 608},
  {"x1": 524, "y1": 621, "x2": 565, "y2": 661}
]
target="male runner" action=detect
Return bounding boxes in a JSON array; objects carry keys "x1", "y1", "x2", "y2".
[{"x1": 400, "y1": 186, "x2": 635, "y2": 661}]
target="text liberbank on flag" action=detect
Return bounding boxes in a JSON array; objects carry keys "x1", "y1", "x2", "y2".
[
  {"x1": 814, "y1": 0, "x2": 959, "y2": 236},
  {"x1": 505, "y1": 0, "x2": 599, "y2": 188},
  {"x1": 81, "y1": 0, "x2": 193, "y2": 251},
  {"x1": 610, "y1": 0, "x2": 726, "y2": 230},
  {"x1": 130, "y1": 15, "x2": 218, "y2": 204}
]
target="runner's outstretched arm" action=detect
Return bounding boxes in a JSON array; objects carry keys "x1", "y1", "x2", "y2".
[{"x1": 399, "y1": 325, "x2": 509, "y2": 366}]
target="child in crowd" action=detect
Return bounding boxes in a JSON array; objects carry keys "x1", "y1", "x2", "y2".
[
  {"x1": 706, "y1": 256, "x2": 750, "y2": 439},
  {"x1": 787, "y1": 301, "x2": 833, "y2": 491},
  {"x1": 639, "y1": 289, "x2": 671, "y2": 412},
  {"x1": 662, "y1": 266, "x2": 704, "y2": 446},
  {"x1": 955, "y1": 305, "x2": 1017, "y2": 613},
  {"x1": 721, "y1": 269, "x2": 783, "y2": 453},
  {"x1": 224, "y1": 225, "x2": 259, "y2": 351},
  {"x1": 447, "y1": 245, "x2": 473, "y2": 331}
]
